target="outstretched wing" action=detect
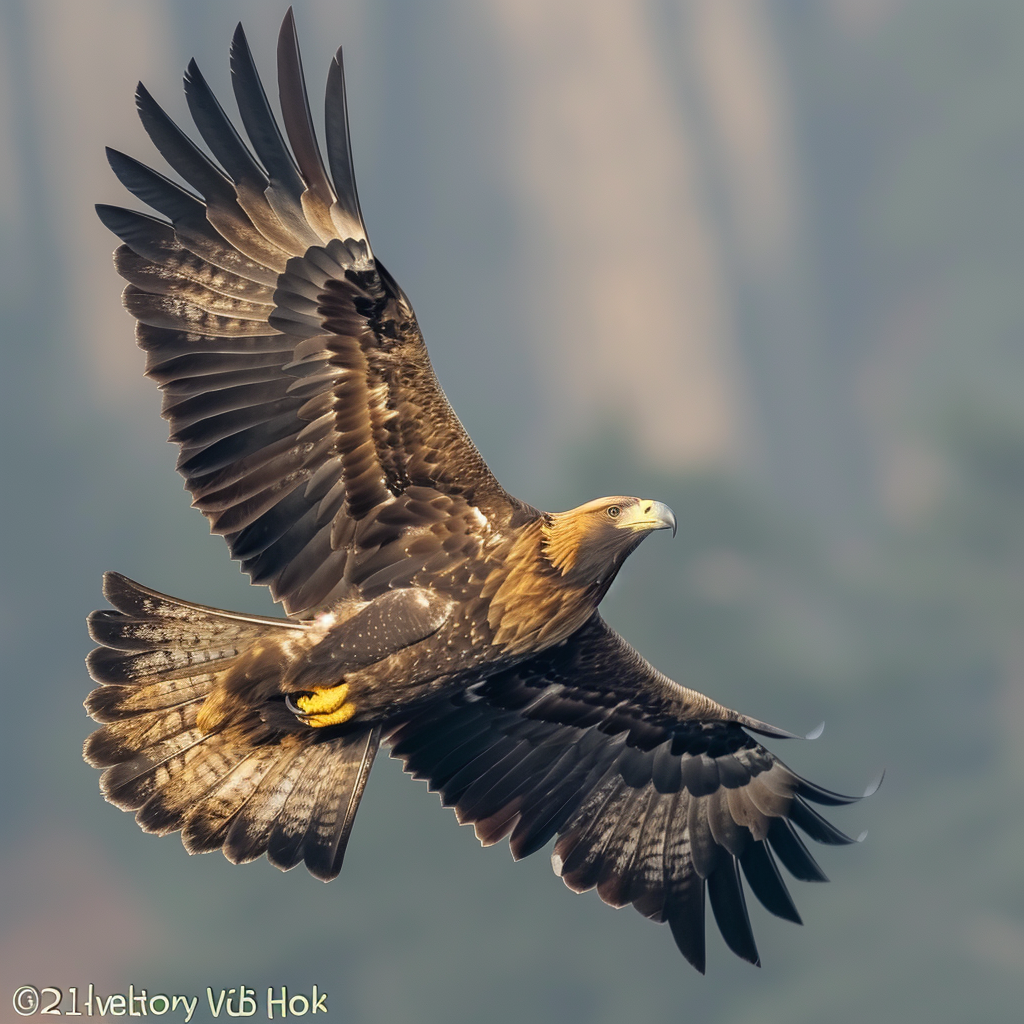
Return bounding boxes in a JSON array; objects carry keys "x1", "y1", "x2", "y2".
[
  {"x1": 388, "y1": 615, "x2": 865, "y2": 973},
  {"x1": 100, "y1": 11, "x2": 523, "y2": 616}
]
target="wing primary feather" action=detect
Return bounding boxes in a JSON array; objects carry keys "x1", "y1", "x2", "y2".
[
  {"x1": 104, "y1": 149, "x2": 279, "y2": 284},
  {"x1": 323, "y1": 48, "x2": 367, "y2": 240},
  {"x1": 793, "y1": 774, "x2": 866, "y2": 807},
  {"x1": 789, "y1": 796, "x2": 858, "y2": 845},
  {"x1": 96, "y1": 203, "x2": 172, "y2": 251},
  {"x1": 706, "y1": 788, "x2": 749, "y2": 857},
  {"x1": 229, "y1": 23, "x2": 305, "y2": 196},
  {"x1": 135, "y1": 82, "x2": 297, "y2": 270},
  {"x1": 106, "y1": 147, "x2": 203, "y2": 219},
  {"x1": 667, "y1": 879, "x2": 707, "y2": 974},
  {"x1": 184, "y1": 58, "x2": 270, "y2": 190},
  {"x1": 276, "y1": 9, "x2": 336, "y2": 208},
  {"x1": 134, "y1": 82, "x2": 236, "y2": 205},
  {"x1": 229, "y1": 22, "x2": 320, "y2": 251},
  {"x1": 739, "y1": 841, "x2": 802, "y2": 924},
  {"x1": 767, "y1": 817, "x2": 829, "y2": 883},
  {"x1": 707, "y1": 857, "x2": 760, "y2": 966},
  {"x1": 687, "y1": 794, "x2": 720, "y2": 879}
]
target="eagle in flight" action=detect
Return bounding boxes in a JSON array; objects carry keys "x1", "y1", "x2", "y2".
[{"x1": 85, "y1": 9, "x2": 867, "y2": 973}]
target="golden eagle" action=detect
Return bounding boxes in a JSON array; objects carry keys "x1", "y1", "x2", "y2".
[{"x1": 85, "y1": 10, "x2": 867, "y2": 972}]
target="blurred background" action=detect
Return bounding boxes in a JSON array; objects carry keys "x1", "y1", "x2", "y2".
[{"x1": 1, "y1": 0, "x2": 1021, "y2": 1020}]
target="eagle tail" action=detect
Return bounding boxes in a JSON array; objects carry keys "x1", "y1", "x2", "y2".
[{"x1": 84, "y1": 572, "x2": 380, "y2": 881}]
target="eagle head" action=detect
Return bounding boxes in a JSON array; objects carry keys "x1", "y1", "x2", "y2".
[{"x1": 542, "y1": 496, "x2": 677, "y2": 585}]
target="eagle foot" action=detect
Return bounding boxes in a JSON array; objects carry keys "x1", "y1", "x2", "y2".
[{"x1": 286, "y1": 683, "x2": 355, "y2": 728}]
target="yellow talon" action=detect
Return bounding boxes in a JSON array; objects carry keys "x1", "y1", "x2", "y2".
[
  {"x1": 293, "y1": 683, "x2": 355, "y2": 728},
  {"x1": 303, "y1": 703, "x2": 357, "y2": 728},
  {"x1": 295, "y1": 683, "x2": 350, "y2": 715}
]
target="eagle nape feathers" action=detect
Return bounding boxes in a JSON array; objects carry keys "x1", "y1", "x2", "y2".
[{"x1": 84, "y1": 8, "x2": 872, "y2": 974}]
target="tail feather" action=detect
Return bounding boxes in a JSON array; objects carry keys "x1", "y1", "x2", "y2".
[
  {"x1": 88, "y1": 610, "x2": 191, "y2": 651},
  {"x1": 85, "y1": 674, "x2": 213, "y2": 723},
  {"x1": 307, "y1": 726, "x2": 380, "y2": 879},
  {"x1": 135, "y1": 731, "x2": 249, "y2": 834},
  {"x1": 285, "y1": 726, "x2": 380, "y2": 880},
  {"x1": 100, "y1": 724, "x2": 209, "y2": 813},
  {"x1": 222, "y1": 742, "x2": 311, "y2": 859},
  {"x1": 180, "y1": 745, "x2": 284, "y2": 854},
  {"x1": 266, "y1": 742, "x2": 339, "y2": 872},
  {"x1": 85, "y1": 701, "x2": 201, "y2": 767},
  {"x1": 87, "y1": 646, "x2": 235, "y2": 685},
  {"x1": 85, "y1": 572, "x2": 380, "y2": 881},
  {"x1": 98, "y1": 571, "x2": 302, "y2": 628},
  {"x1": 88, "y1": 608, "x2": 282, "y2": 653}
]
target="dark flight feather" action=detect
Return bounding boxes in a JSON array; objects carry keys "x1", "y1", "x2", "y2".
[
  {"x1": 668, "y1": 877, "x2": 708, "y2": 973},
  {"x1": 768, "y1": 818, "x2": 830, "y2": 883},
  {"x1": 739, "y1": 842, "x2": 802, "y2": 924},
  {"x1": 229, "y1": 24, "x2": 304, "y2": 197},
  {"x1": 276, "y1": 8, "x2": 337, "y2": 214},
  {"x1": 183, "y1": 59, "x2": 269, "y2": 195},
  {"x1": 707, "y1": 856, "x2": 760, "y2": 966}
]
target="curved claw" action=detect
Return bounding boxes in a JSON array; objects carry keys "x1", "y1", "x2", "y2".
[{"x1": 285, "y1": 693, "x2": 312, "y2": 719}]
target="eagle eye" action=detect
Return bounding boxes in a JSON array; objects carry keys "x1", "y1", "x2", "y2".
[{"x1": 607, "y1": 505, "x2": 621, "y2": 519}]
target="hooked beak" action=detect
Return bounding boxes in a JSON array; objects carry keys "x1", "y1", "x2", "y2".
[{"x1": 626, "y1": 499, "x2": 677, "y2": 537}]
